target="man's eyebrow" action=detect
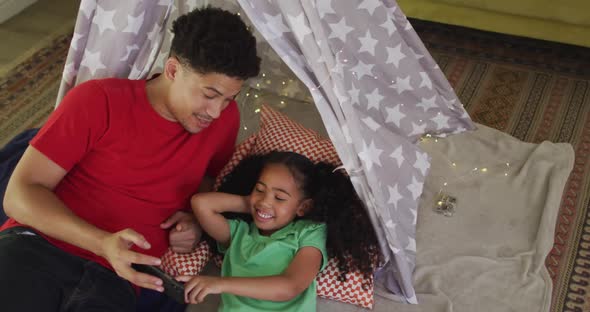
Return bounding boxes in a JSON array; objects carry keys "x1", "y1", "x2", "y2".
[{"x1": 204, "y1": 87, "x2": 240, "y2": 99}]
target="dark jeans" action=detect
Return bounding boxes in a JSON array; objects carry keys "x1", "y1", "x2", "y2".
[{"x1": 0, "y1": 227, "x2": 136, "y2": 312}]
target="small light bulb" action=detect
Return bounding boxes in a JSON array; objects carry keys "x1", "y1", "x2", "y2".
[
  {"x1": 481, "y1": 168, "x2": 488, "y2": 172},
  {"x1": 437, "y1": 201, "x2": 443, "y2": 206},
  {"x1": 443, "y1": 182, "x2": 448, "y2": 186},
  {"x1": 246, "y1": 93, "x2": 250, "y2": 97},
  {"x1": 434, "y1": 139, "x2": 438, "y2": 142},
  {"x1": 473, "y1": 167, "x2": 478, "y2": 171},
  {"x1": 280, "y1": 101, "x2": 285, "y2": 104},
  {"x1": 506, "y1": 162, "x2": 510, "y2": 167},
  {"x1": 504, "y1": 173, "x2": 508, "y2": 176},
  {"x1": 256, "y1": 83, "x2": 260, "y2": 87},
  {"x1": 282, "y1": 81, "x2": 286, "y2": 85},
  {"x1": 254, "y1": 94, "x2": 259, "y2": 98},
  {"x1": 243, "y1": 126, "x2": 247, "y2": 130},
  {"x1": 452, "y1": 163, "x2": 456, "y2": 167},
  {"x1": 262, "y1": 73, "x2": 266, "y2": 77},
  {"x1": 254, "y1": 108, "x2": 260, "y2": 113}
]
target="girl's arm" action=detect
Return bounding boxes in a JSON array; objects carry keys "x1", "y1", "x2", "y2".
[
  {"x1": 180, "y1": 246, "x2": 323, "y2": 303},
  {"x1": 190, "y1": 192, "x2": 249, "y2": 246}
]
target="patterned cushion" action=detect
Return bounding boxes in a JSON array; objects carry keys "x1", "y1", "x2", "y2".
[{"x1": 162, "y1": 105, "x2": 375, "y2": 309}]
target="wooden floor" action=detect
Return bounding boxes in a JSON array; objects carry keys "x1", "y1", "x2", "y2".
[{"x1": 0, "y1": 0, "x2": 79, "y2": 74}]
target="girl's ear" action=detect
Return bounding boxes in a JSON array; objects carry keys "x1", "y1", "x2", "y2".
[{"x1": 296, "y1": 199, "x2": 313, "y2": 217}]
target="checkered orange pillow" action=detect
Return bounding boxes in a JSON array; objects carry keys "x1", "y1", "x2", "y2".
[{"x1": 162, "y1": 104, "x2": 375, "y2": 309}]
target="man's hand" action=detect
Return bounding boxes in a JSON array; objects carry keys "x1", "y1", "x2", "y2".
[
  {"x1": 99, "y1": 229, "x2": 164, "y2": 292},
  {"x1": 161, "y1": 211, "x2": 202, "y2": 253},
  {"x1": 177, "y1": 275, "x2": 225, "y2": 304}
]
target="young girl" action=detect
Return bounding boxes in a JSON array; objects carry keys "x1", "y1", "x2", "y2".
[{"x1": 178, "y1": 151, "x2": 379, "y2": 311}]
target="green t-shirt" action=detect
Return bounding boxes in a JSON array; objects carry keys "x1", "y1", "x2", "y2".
[{"x1": 217, "y1": 219, "x2": 328, "y2": 312}]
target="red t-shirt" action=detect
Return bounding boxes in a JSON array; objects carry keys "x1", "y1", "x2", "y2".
[{"x1": 1, "y1": 78, "x2": 239, "y2": 270}]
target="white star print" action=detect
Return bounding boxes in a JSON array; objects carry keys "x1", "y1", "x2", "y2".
[
  {"x1": 416, "y1": 96, "x2": 437, "y2": 112},
  {"x1": 386, "y1": 43, "x2": 406, "y2": 68},
  {"x1": 328, "y1": 17, "x2": 354, "y2": 42},
  {"x1": 394, "y1": 76, "x2": 413, "y2": 94},
  {"x1": 413, "y1": 151, "x2": 430, "y2": 176},
  {"x1": 63, "y1": 62, "x2": 77, "y2": 85},
  {"x1": 334, "y1": 85, "x2": 349, "y2": 104},
  {"x1": 316, "y1": 0, "x2": 336, "y2": 18},
  {"x1": 442, "y1": 96, "x2": 458, "y2": 109},
  {"x1": 407, "y1": 176, "x2": 422, "y2": 200},
  {"x1": 349, "y1": 83, "x2": 361, "y2": 104},
  {"x1": 358, "y1": 140, "x2": 383, "y2": 171},
  {"x1": 129, "y1": 63, "x2": 143, "y2": 79},
  {"x1": 264, "y1": 13, "x2": 290, "y2": 40},
  {"x1": 358, "y1": 30, "x2": 378, "y2": 55},
  {"x1": 365, "y1": 87, "x2": 383, "y2": 110},
  {"x1": 147, "y1": 22, "x2": 160, "y2": 43},
  {"x1": 409, "y1": 122, "x2": 427, "y2": 136},
  {"x1": 410, "y1": 207, "x2": 418, "y2": 225},
  {"x1": 409, "y1": 46, "x2": 424, "y2": 59},
  {"x1": 80, "y1": 50, "x2": 106, "y2": 76},
  {"x1": 362, "y1": 116, "x2": 381, "y2": 132},
  {"x1": 120, "y1": 44, "x2": 139, "y2": 61},
  {"x1": 71, "y1": 33, "x2": 84, "y2": 51},
  {"x1": 288, "y1": 13, "x2": 311, "y2": 43},
  {"x1": 351, "y1": 59, "x2": 375, "y2": 80},
  {"x1": 390, "y1": 243, "x2": 401, "y2": 254},
  {"x1": 341, "y1": 124, "x2": 353, "y2": 144},
  {"x1": 385, "y1": 105, "x2": 406, "y2": 127},
  {"x1": 419, "y1": 72, "x2": 432, "y2": 89},
  {"x1": 380, "y1": 19, "x2": 396, "y2": 36},
  {"x1": 122, "y1": 11, "x2": 144, "y2": 35},
  {"x1": 80, "y1": 0, "x2": 95, "y2": 19},
  {"x1": 406, "y1": 237, "x2": 416, "y2": 252},
  {"x1": 92, "y1": 5, "x2": 116, "y2": 36},
  {"x1": 432, "y1": 113, "x2": 450, "y2": 130},
  {"x1": 387, "y1": 184, "x2": 403, "y2": 208},
  {"x1": 385, "y1": 219, "x2": 396, "y2": 230},
  {"x1": 390, "y1": 145, "x2": 404, "y2": 167},
  {"x1": 359, "y1": 0, "x2": 381, "y2": 15}
]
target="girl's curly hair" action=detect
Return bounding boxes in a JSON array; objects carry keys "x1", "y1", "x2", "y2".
[
  {"x1": 171, "y1": 6, "x2": 260, "y2": 80},
  {"x1": 215, "y1": 152, "x2": 381, "y2": 287}
]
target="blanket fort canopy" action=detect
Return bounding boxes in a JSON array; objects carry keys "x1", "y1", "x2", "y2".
[{"x1": 56, "y1": 0, "x2": 475, "y2": 303}]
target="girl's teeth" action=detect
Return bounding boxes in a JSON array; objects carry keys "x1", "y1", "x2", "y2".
[{"x1": 257, "y1": 210, "x2": 273, "y2": 219}]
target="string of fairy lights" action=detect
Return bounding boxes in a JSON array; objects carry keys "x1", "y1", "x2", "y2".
[
  {"x1": 240, "y1": 40, "x2": 515, "y2": 217},
  {"x1": 419, "y1": 134, "x2": 514, "y2": 216}
]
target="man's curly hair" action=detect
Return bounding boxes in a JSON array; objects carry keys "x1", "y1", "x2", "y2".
[
  {"x1": 215, "y1": 152, "x2": 381, "y2": 288},
  {"x1": 170, "y1": 7, "x2": 260, "y2": 80}
]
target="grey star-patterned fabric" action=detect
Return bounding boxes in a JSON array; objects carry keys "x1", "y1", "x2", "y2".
[{"x1": 56, "y1": 0, "x2": 475, "y2": 304}]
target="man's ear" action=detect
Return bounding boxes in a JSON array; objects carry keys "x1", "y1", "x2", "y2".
[
  {"x1": 296, "y1": 199, "x2": 313, "y2": 217},
  {"x1": 164, "y1": 57, "x2": 181, "y2": 81}
]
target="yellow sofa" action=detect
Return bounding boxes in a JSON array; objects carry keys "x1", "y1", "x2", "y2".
[{"x1": 397, "y1": 0, "x2": 590, "y2": 48}]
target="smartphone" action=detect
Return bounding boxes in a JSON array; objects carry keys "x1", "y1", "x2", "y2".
[{"x1": 132, "y1": 263, "x2": 185, "y2": 304}]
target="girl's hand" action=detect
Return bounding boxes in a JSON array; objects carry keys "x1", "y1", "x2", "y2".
[
  {"x1": 177, "y1": 275, "x2": 225, "y2": 304},
  {"x1": 160, "y1": 211, "x2": 203, "y2": 253}
]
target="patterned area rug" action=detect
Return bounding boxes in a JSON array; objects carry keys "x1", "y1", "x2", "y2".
[
  {"x1": 411, "y1": 19, "x2": 590, "y2": 312},
  {"x1": 0, "y1": 31, "x2": 71, "y2": 148},
  {"x1": 1, "y1": 19, "x2": 589, "y2": 312}
]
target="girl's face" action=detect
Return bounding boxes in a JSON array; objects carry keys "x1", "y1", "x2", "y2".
[{"x1": 249, "y1": 163, "x2": 310, "y2": 236}]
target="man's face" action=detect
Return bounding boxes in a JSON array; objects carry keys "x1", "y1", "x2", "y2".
[{"x1": 168, "y1": 63, "x2": 243, "y2": 134}]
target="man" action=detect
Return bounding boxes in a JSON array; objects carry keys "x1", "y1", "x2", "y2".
[{"x1": 0, "y1": 7, "x2": 259, "y2": 311}]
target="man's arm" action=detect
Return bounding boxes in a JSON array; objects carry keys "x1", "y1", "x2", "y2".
[{"x1": 3, "y1": 146, "x2": 165, "y2": 291}]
